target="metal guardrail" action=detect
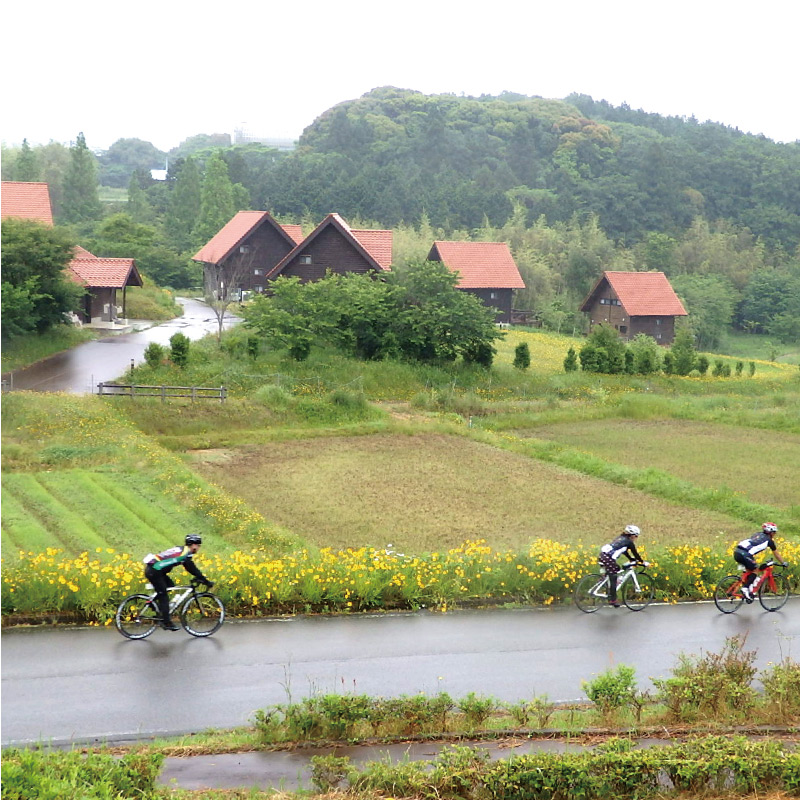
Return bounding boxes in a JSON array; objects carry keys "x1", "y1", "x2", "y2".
[{"x1": 97, "y1": 383, "x2": 227, "y2": 402}]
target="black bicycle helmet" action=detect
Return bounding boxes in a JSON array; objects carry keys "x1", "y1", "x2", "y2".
[{"x1": 185, "y1": 533, "x2": 202, "y2": 546}]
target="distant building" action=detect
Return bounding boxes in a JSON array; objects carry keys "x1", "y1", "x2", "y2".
[
  {"x1": 232, "y1": 125, "x2": 296, "y2": 151},
  {"x1": 1, "y1": 181, "x2": 142, "y2": 327},
  {"x1": 427, "y1": 241, "x2": 525, "y2": 324},
  {"x1": 580, "y1": 271, "x2": 688, "y2": 345}
]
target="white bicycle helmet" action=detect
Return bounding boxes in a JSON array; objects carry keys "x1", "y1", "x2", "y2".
[
  {"x1": 762, "y1": 522, "x2": 778, "y2": 534},
  {"x1": 624, "y1": 524, "x2": 641, "y2": 537}
]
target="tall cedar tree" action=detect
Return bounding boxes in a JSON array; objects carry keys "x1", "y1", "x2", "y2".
[
  {"x1": 193, "y1": 152, "x2": 236, "y2": 246},
  {"x1": 166, "y1": 157, "x2": 202, "y2": 252},
  {"x1": 61, "y1": 132, "x2": 102, "y2": 223},
  {"x1": 14, "y1": 139, "x2": 41, "y2": 181}
]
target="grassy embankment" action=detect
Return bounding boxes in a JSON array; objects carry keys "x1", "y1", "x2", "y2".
[{"x1": 2, "y1": 327, "x2": 798, "y2": 623}]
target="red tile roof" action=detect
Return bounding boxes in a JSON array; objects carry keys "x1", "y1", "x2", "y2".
[
  {"x1": 581, "y1": 271, "x2": 687, "y2": 316},
  {"x1": 428, "y1": 241, "x2": 525, "y2": 289},
  {"x1": 266, "y1": 213, "x2": 393, "y2": 279},
  {"x1": 192, "y1": 211, "x2": 301, "y2": 264},
  {"x1": 1, "y1": 181, "x2": 54, "y2": 225},
  {"x1": 68, "y1": 257, "x2": 143, "y2": 289}
]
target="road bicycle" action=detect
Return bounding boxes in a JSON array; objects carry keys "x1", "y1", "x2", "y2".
[
  {"x1": 574, "y1": 562, "x2": 654, "y2": 613},
  {"x1": 713, "y1": 560, "x2": 790, "y2": 614},
  {"x1": 115, "y1": 579, "x2": 225, "y2": 639}
]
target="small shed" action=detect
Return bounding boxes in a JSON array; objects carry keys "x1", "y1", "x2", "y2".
[
  {"x1": 427, "y1": 241, "x2": 525, "y2": 324},
  {"x1": 580, "y1": 271, "x2": 688, "y2": 344},
  {"x1": 67, "y1": 249, "x2": 143, "y2": 326}
]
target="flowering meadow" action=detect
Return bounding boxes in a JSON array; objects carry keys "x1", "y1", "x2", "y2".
[{"x1": 3, "y1": 538, "x2": 797, "y2": 625}]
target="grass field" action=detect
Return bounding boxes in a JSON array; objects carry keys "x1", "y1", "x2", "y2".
[
  {"x1": 190, "y1": 432, "x2": 754, "y2": 553},
  {"x1": 527, "y1": 419, "x2": 800, "y2": 510}
]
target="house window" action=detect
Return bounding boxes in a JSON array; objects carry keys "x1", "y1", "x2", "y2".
[
  {"x1": 299, "y1": 254, "x2": 312, "y2": 265},
  {"x1": 254, "y1": 269, "x2": 263, "y2": 276},
  {"x1": 619, "y1": 325, "x2": 628, "y2": 334},
  {"x1": 655, "y1": 333, "x2": 662, "y2": 340},
  {"x1": 656, "y1": 318, "x2": 661, "y2": 325},
  {"x1": 254, "y1": 285, "x2": 263, "y2": 293},
  {"x1": 599, "y1": 298, "x2": 620, "y2": 306},
  {"x1": 239, "y1": 245, "x2": 250, "y2": 254},
  {"x1": 490, "y1": 291, "x2": 497, "y2": 299}
]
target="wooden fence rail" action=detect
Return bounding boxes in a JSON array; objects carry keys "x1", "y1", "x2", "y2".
[{"x1": 97, "y1": 383, "x2": 227, "y2": 402}]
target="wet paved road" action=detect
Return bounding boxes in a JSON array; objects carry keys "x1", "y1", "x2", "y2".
[
  {"x1": 2, "y1": 599, "x2": 797, "y2": 747},
  {"x1": 2, "y1": 298, "x2": 236, "y2": 394}
]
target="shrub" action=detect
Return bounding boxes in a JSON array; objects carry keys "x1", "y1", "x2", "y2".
[
  {"x1": 582, "y1": 664, "x2": 637, "y2": 718},
  {"x1": 653, "y1": 635, "x2": 757, "y2": 722},
  {"x1": 563, "y1": 346, "x2": 578, "y2": 372},
  {"x1": 310, "y1": 754, "x2": 351, "y2": 791},
  {"x1": 761, "y1": 658, "x2": 800, "y2": 721},
  {"x1": 253, "y1": 383, "x2": 293, "y2": 411},
  {"x1": 735, "y1": 360, "x2": 744, "y2": 376},
  {"x1": 169, "y1": 332, "x2": 190, "y2": 367},
  {"x1": 513, "y1": 342, "x2": 531, "y2": 370},
  {"x1": 143, "y1": 341, "x2": 165, "y2": 368},
  {"x1": 247, "y1": 335, "x2": 260, "y2": 360},
  {"x1": 696, "y1": 354, "x2": 709, "y2": 375},
  {"x1": 458, "y1": 692, "x2": 496, "y2": 730}
]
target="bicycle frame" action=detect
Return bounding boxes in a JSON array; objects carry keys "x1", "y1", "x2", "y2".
[
  {"x1": 591, "y1": 564, "x2": 641, "y2": 597},
  {"x1": 740, "y1": 565, "x2": 779, "y2": 594}
]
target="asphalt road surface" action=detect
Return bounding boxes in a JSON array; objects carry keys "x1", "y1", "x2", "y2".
[
  {"x1": 2, "y1": 297, "x2": 236, "y2": 394},
  {"x1": 2, "y1": 599, "x2": 797, "y2": 747}
]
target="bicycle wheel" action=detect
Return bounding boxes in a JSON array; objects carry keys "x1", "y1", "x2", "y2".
[
  {"x1": 713, "y1": 576, "x2": 745, "y2": 614},
  {"x1": 180, "y1": 592, "x2": 225, "y2": 637},
  {"x1": 759, "y1": 573, "x2": 790, "y2": 612},
  {"x1": 574, "y1": 574, "x2": 607, "y2": 613},
  {"x1": 622, "y1": 572, "x2": 655, "y2": 611},
  {"x1": 115, "y1": 594, "x2": 159, "y2": 639}
]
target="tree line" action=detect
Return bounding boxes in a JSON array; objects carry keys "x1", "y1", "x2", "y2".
[{"x1": 2, "y1": 89, "x2": 799, "y2": 347}]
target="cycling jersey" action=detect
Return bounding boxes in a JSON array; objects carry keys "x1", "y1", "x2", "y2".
[
  {"x1": 144, "y1": 546, "x2": 204, "y2": 578},
  {"x1": 735, "y1": 532, "x2": 777, "y2": 558},
  {"x1": 600, "y1": 534, "x2": 642, "y2": 562}
]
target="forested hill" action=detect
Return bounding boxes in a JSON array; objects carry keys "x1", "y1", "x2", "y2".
[{"x1": 264, "y1": 87, "x2": 800, "y2": 251}]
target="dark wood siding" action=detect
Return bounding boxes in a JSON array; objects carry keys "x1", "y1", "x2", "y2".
[
  {"x1": 224, "y1": 224, "x2": 296, "y2": 292},
  {"x1": 279, "y1": 226, "x2": 376, "y2": 282},
  {"x1": 585, "y1": 295, "x2": 677, "y2": 345},
  {"x1": 460, "y1": 288, "x2": 513, "y2": 324}
]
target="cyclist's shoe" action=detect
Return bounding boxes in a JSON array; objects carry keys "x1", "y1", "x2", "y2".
[
  {"x1": 161, "y1": 619, "x2": 180, "y2": 631},
  {"x1": 741, "y1": 587, "x2": 754, "y2": 603},
  {"x1": 607, "y1": 600, "x2": 622, "y2": 608}
]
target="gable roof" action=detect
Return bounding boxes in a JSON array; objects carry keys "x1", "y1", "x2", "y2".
[
  {"x1": 1, "y1": 181, "x2": 54, "y2": 225},
  {"x1": 68, "y1": 256, "x2": 143, "y2": 289},
  {"x1": 580, "y1": 271, "x2": 688, "y2": 316},
  {"x1": 266, "y1": 213, "x2": 392, "y2": 279},
  {"x1": 428, "y1": 241, "x2": 525, "y2": 289},
  {"x1": 192, "y1": 210, "x2": 304, "y2": 264}
]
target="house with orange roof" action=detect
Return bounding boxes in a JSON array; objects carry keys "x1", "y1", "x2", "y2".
[
  {"x1": 426, "y1": 241, "x2": 525, "y2": 324},
  {"x1": 67, "y1": 255, "x2": 143, "y2": 327},
  {"x1": 192, "y1": 210, "x2": 304, "y2": 296},
  {"x1": 580, "y1": 271, "x2": 688, "y2": 344},
  {"x1": 2, "y1": 181, "x2": 54, "y2": 225},
  {"x1": 2, "y1": 181, "x2": 142, "y2": 328},
  {"x1": 264, "y1": 213, "x2": 392, "y2": 283}
]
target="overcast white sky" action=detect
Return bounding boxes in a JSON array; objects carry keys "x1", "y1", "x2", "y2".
[{"x1": 3, "y1": 0, "x2": 798, "y2": 153}]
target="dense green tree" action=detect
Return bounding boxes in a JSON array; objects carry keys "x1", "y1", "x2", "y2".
[
  {"x1": 737, "y1": 267, "x2": 800, "y2": 334},
  {"x1": 1, "y1": 218, "x2": 84, "y2": 337},
  {"x1": 669, "y1": 323, "x2": 697, "y2": 375},
  {"x1": 579, "y1": 323, "x2": 627, "y2": 373},
  {"x1": 165, "y1": 157, "x2": 202, "y2": 252},
  {"x1": 127, "y1": 173, "x2": 154, "y2": 224},
  {"x1": 98, "y1": 138, "x2": 166, "y2": 187},
  {"x1": 60, "y1": 133, "x2": 102, "y2": 223},
  {"x1": 193, "y1": 152, "x2": 237, "y2": 245},
  {"x1": 14, "y1": 139, "x2": 41, "y2": 181},
  {"x1": 628, "y1": 333, "x2": 662, "y2": 374},
  {"x1": 672, "y1": 274, "x2": 737, "y2": 350}
]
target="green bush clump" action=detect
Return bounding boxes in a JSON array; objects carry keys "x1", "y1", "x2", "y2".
[
  {"x1": 582, "y1": 664, "x2": 638, "y2": 720},
  {"x1": 653, "y1": 635, "x2": 757, "y2": 722},
  {"x1": 1, "y1": 748, "x2": 163, "y2": 800}
]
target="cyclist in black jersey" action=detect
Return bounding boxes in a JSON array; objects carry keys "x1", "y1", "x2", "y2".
[
  {"x1": 598, "y1": 525, "x2": 645, "y2": 607},
  {"x1": 733, "y1": 523, "x2": 787, "y2": 602},
  {"x1": 143, "y1": 534, "x2": 213, "y2": 630}
]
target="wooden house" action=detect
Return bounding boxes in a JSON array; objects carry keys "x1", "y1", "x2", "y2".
[
  {"x1": 67, "y1": 246, "x2": 143, "y2": 326},
  {"x1": 580, "y1": 271, "x2": 688, "y2": 344},
  {"x1": 426, "y1": 241, "x2": 525, "y2": 324},
  {"x1": 264, "y1": 213, "x2": 392, "y2": 282},
  {"x1": 192, "y1": 210, "x2": 304, "y2": 295},
  {"x1": 1, "y1": 181, "x2": 142, "y2": 327}
]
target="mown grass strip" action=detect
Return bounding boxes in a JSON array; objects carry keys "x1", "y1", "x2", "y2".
[
  {"x1": 3, "y1": 473, "x2": 109, "y2": 554},
  {"x1": 0, "y1": 489, "x2": 62, "y2": 555}
]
